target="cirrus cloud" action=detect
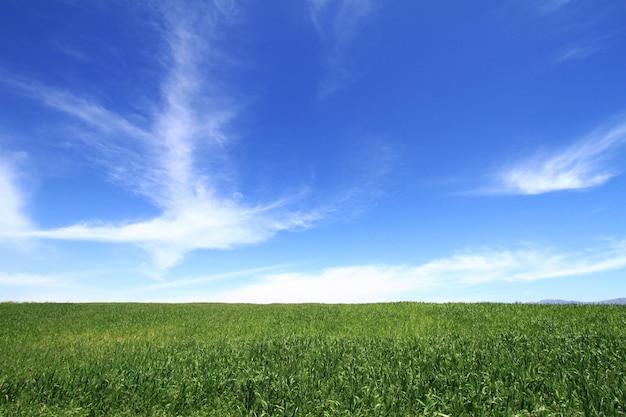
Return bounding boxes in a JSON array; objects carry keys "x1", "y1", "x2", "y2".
[
  {"x1": 0, "y1": 2, "x2": 328, "y2": 277},
  {"x1": 305, "y1": 0, "x2": 377, "y2": 97},
  {"x1": 483, "y1": 119, "x2": 626, "y2": 195},
  {"x1": 208, "y1": 240, "x2": 626, "y2": 303},
  {"x1": 0, "y1": 154, "x2": 31, "y2": 236}
]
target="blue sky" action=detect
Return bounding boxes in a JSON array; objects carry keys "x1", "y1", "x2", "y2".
[{"x1": 1, "y1": 0, "x2": 626, "y2": 303}]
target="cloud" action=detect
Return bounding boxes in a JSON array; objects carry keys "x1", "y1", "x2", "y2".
[
  {"x1": 306, "y1": 0, "x2": 377, "y2": 96},
  {"x1": 0, "y1": 155, "x2": 32, "y2": 235},
  {"x1": 5, "y1": 240, "x2": 624, "y2": 302},
  {"x1": 484, "y1": 120, "x2": 626, "y2": 195},
  {"x1": 52, "y1": 40, "x2": 90, "y2": 62},
  {"x1": 217, "y1": 264, "x2": 423, "y2": 304},
  {"x1": 0, "y1": 272, "x2": 60, "y2": 287},
  {"x1": 26, "y1": 201, "x2": 322, "y2": 274},
  {"x1": 12, "y1": 78, "x2": 152, "y2": 139},
  {"x1": 534, "y1": 0, "x2": 572, "y2": 16},
  {"x1": 214, "y1": 241, "x2": 626, "y2": 303},
  {"x1": 0, "y1": 2, "x2": 326, "y2": 276},
  {"x1": 554, "y1": 45, "x2": 600, "y2": 64},
  {"x1": 131, "y1": 264, "x2": 294, "y2": 296},
  {"x1": 422, "y1": 242, "x2": 626, "y2": 284}
]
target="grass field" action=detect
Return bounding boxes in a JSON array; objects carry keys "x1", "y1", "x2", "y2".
[{"x1": 0, "y1": 302, "x2": 624, "y2": 416}]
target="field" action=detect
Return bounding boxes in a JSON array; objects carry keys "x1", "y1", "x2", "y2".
[{"x1": 0, "y1": 302, "x2": 625, "y2": 416}]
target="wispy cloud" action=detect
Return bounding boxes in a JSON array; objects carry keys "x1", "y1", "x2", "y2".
[
  {"x1": 52, "y1": 40, "x2": 90, "y2": 62},
  {"x1": 532, "y1": 0, "x2": 573, "y2": 16},
  {"x1": 483, "y1": 120, "x2": 626, "y2": 195},
  {"x1": 0, "y1": 2, "x2": 326, "y2": 277},
  {"x1": 218, "y1": 265, "x2": 418, "y2": 304},
  {"x1": 12, "y1": 78, "x2": 151, "y2": 140},
  {"x1": 533, "y1": 0, "x2": 619, "y2": 67},
  {"x1": 5, "y1": 240, "x2": 625, "y2": 302},
  {"x1": 0, "y1": 272, "x2": 60, "y2": 287},
  {"x1": 214, "y1": 240, "x2": 626, "y2": 303},
  {"x1": 130, "y1": 264, "x2": 294, "y2": 296},
  {"x1": 554, "y1": 45, "x2": 600, "y2": 64},
  {"x1": 0, "y1": 154, "x2": 32, "y2": 236},
  {"x1": 25, "y1": 202, "x2": 321, "y2": 275},
  {"x1": 306, "y1": 0, "x2": 377, "y2": 97}
]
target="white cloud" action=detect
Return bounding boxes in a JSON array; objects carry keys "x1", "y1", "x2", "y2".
[
  {"x1": 306, "y1": 0, "x2": 377, "y2": 96},
  {"x1": 217, "y1": 265, "x2": 424, "y2": 303},
  {"x1": 534, "y1": 0, "x2": 573, "y2": 15},
  {"x1": 7, "y1": 77, "x2": 151, "y2": 141},
  {"x1": 486, "y1": 120, "x2": 626, "y2": 195},
  {"x1": 554, "y1": 45, "x2": 600, "y2": 64},
  {"x1": 0, "y1": 272, "x2": 60, "y2": 287},
  {"x1": 0, "y1": 155, "x2": 32, "y2": 235},
  {"x1": 214, "y1": 241, "x2": 626, "y2": 303},
  {"x1": 307, "y1": 0, "x2": 375, "y2": 43},
  {"x1": 138, "y1": 264, "x2": 294, "y2": 293},
  {"x1": 52, "y1": 40, "x2": 89, "y2": 62},
  {"x1": 4, "y1": 240, "x2": 624, "y2": 302},
  {"x1": 26, "y1": 201, "x2": 322, "y2": 275},
  {"x1": 0, "y1": 3, "x2": 326, "y2": 277}
]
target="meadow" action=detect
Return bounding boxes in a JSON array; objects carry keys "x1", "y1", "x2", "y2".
[{"x1": 0, "y1": 302, "x2": 624, "y2": 416}]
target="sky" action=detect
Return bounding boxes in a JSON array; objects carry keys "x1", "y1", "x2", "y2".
[{"x1": 1, "y1": 0, "x2": 626, "y2": 303}]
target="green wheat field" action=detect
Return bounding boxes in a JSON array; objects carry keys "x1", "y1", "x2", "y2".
[{"x1": 1, "y1": 302, "x2": 625, "y2": 416}]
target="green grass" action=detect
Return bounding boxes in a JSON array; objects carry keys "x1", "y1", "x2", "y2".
[{"x1": 1, "y1": 302, "x2": 625, "y2": 416}]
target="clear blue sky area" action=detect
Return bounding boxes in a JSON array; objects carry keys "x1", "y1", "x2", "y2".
[{"x1": 1, "y1": 0, "x2": 625, "y2": 302}]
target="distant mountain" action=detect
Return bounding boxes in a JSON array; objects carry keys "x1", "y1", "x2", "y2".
[
  {"x1": 537, "y1": 298, "x2": 626, "y2": 305},
  {"x1": 537, "y1": 299, "x2": 583, "y2": 305},
  {"x1": 596, "y1": 298, "x2": 626, "y2": 305}
]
